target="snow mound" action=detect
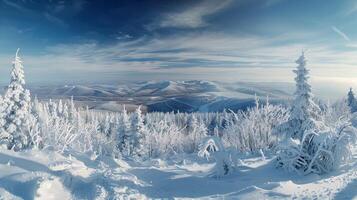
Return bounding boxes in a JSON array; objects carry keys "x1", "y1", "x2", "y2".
[
  {"x1": 0, "y1": 149, "x2": 145, "y2": 200},
  {"x1": 0, "y1": 148, "x2": 356, "y2": 199}
]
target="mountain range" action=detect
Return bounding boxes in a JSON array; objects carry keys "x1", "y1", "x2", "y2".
[{"x1": 30, "y1": 80, "x2": 293, "y2": 113}]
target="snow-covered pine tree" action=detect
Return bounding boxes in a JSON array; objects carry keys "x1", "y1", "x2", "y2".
[
  {"x1": 130, "y1": 106, "x2": 148, "y2": 158},
  {"x1": 100, "y1": 114, "x2": 112, "y2": 137},
  {"x1": 0, "y1": 49, "x2": 39, "y2": 150},
  {"x1": 281, "y1": 52, "x2": 323, "y2": 141},
  {"x1": 276, "y1": 53, "x2": 357, "y2": 175},
  {"x1": 68, "y1": 96, "x2": 76, "y2": 122},
  {"x1": 347, "y1": 88, "x2": 357, "y2": 113},
  {"x1": 117, "y1": 105, "x2": 132, "y2": 156},
  {"x1": 0, "y1": 95, "x2": 5, "y2": 147}
]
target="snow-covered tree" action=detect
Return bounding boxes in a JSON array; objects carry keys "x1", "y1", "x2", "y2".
[
  {"x1": 68, "y1": 96, "x2": 76, "y2": 122},
  {"x1": 278, "y1": 52, "x2": 323, "y2": 141},
  {"x1": 0, "y1": 49, "x2": 39, "y2": 150},
  {"x1": 276, "y1": 53, "x2": 357, "y2": 175},
  {"x1": 347, "y1": 88, "x2": 357, "y2": 113},
  {"x1": 117, "y1": 105, "x2": 132, "y2": 156},
  {"x1": 0, "y1": 95, "x2": 5, "y2": 147},
  {"x1": 130, "y1": 106, "x2": 148, "y2": 158},
  {"x1": 99, "y1": 114, "x2": 113, "y2": 137}
]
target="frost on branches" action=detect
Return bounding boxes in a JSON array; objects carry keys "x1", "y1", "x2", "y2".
[
  {"x1": 198, "y1": 136, "x2": 225, "y2": 160},
  {"x1": 198, "y1": 136, "x2": 236, "y2": 177},
  {"x1": 186, "y1": 114, "x2": 208, "y2": 153},
  {"x1": 223, "y1": 97, "x2": 289, "y2": 152},
  {"x1": 276, "y1": 123, "x2": 357, "y2": 174},
  {"x1": 0, "y1": 49, "x2": 40, "y2": 151}
]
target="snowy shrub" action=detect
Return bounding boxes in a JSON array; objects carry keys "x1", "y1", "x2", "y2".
[
  {"x1": 184, "y1": 115, "x2": 208, "y2": 153},
  {"x1": 146, "y1": 120, "x2": 184, "y2": 158},
  {"x1": 212, "y1": 151, "x2": 234, "y2": 177},
  {"x1": 198, "y1": 136, "x2": 235, "y2": 177},
  {"x1": 276, "y1": 122, "x2": 357, "y2": 174},
  {"x1": 31, "y1": 98, "x2": 116, "y2": 158},
  {"x1": 222, "y1": 97, "x2": 289, "y2": 152},
  {"x1": 321, "y1": 99, "x2": 351, "y2": 128},
  {"x1": 198, "y1": 136, "x2": 225, "y2": 160},
  {"x1": 39, "y1": 103, "x2": 77, "y2": 153}
]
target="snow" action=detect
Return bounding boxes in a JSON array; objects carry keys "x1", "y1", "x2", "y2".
[{"x1": 0, "y1": 147, "x2": 355, "y2": 199}]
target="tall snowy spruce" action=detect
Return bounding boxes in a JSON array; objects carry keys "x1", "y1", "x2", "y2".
[
  {"x1": 0, "y1": 95, "x2": 5, "y2": 138},
  {"x1": 130, "y1": 106, "x2": 148, "y2": 158},
  {"x1": 0, "y1": 49, "x2": 39, "y2": 150},
  {"x1": 276, "y1": 52, "x2": 357, "y2": 175},
  {"x1": 282, "y1": 52, "x2": 322, "y2": 141},
  {"x1": 347, "y1": 88, "x2": 357, "y2": 113},
  {"x1": 117, "y1": 105, "x2": 132, "y2": 156}
]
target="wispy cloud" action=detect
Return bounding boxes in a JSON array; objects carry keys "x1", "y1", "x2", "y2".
[
  {"x1": 151, "y1": 0, "x2": 232, "y2": 29},
  {"x1": 1, "y1": 0, "x2": 83, "y2": 28},
  {"x1": 342, "y1": 1, "x2": 357, "y2": 16},
  {"x1": 10, "y1": 31, "x2": 334, "y2": 72},
  {"x1": 2, "y1": 0, "x2": 33, "y2": 14},
  {"x1": 3, "y1": 30, "x2": 357, "y2": 84},
  {"x1": 331, "y1": 26, "x2": 350, "y2": 41},
  {"x1": 263, "y1": 0, "x2": 284, "y2": 7},
  {"x1": 43, "y1": 12, "x2": 68, "y2": 28}
]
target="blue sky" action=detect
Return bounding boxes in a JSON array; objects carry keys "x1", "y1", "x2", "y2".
[{"x1": 1, "y1": 0, "x2": 357, "y2": 92}]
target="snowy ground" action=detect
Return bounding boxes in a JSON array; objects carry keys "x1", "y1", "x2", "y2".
[{"x1": 0, "y1": 148, "x2": 356, "y2": 200}]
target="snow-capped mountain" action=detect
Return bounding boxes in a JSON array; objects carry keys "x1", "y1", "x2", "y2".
[{"x1": 30, "y1": 80, "x2": 293, "y2": 112}]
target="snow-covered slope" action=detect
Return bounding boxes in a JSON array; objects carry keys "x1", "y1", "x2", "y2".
[{"x1": 0, "y1": 148, "x2": 355, "y2": 199}]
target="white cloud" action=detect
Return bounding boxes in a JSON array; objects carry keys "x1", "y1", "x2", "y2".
[
  {"x1": 154, "y1": 0, "x2": 232, "y2": 29},
  {"x1": 331, "y1": 26, "x2": 350, "y2": 41}
]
